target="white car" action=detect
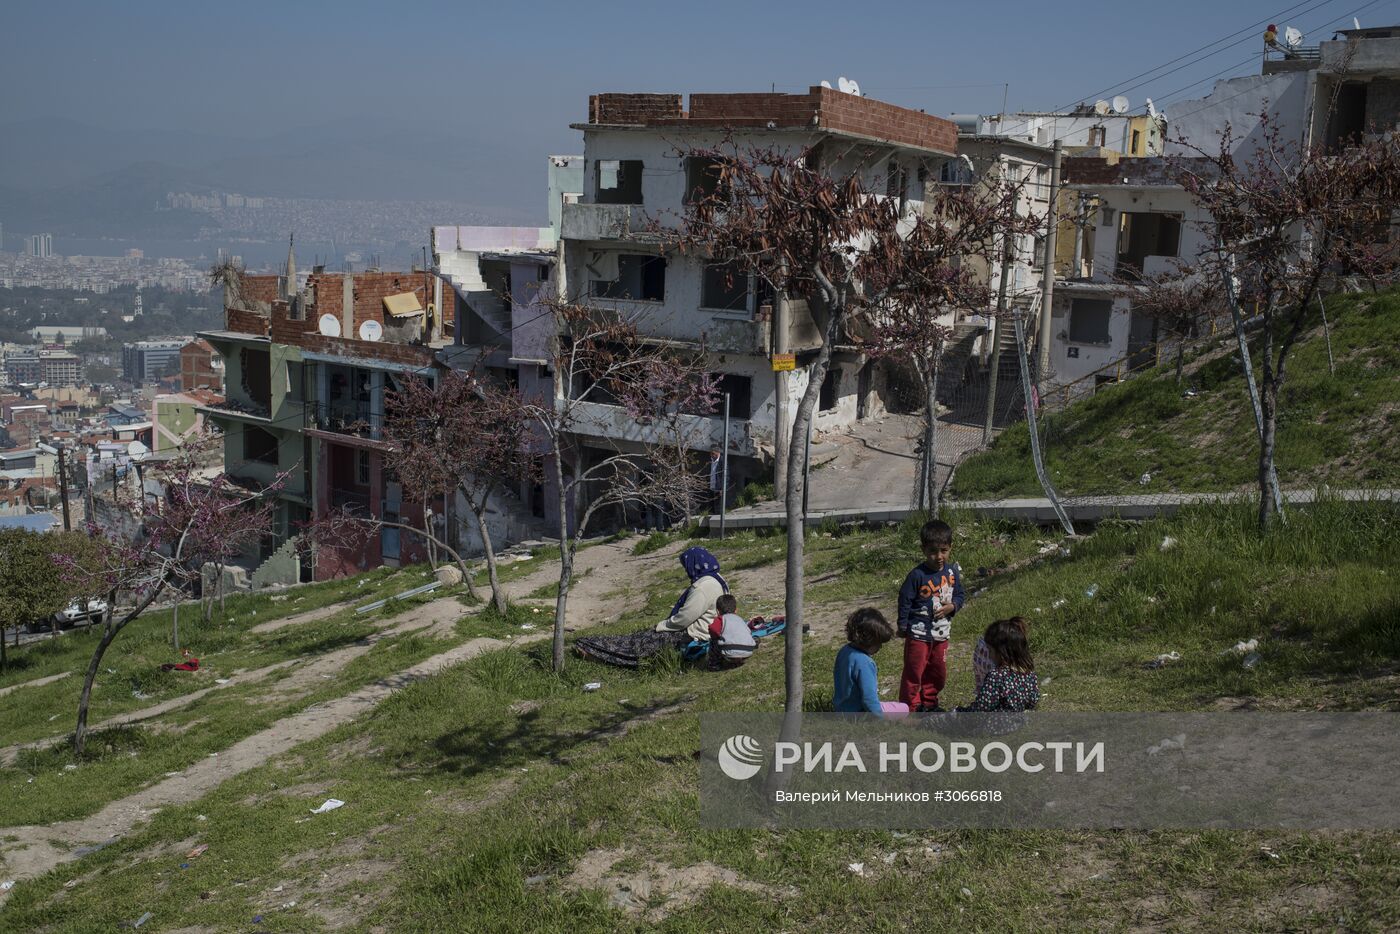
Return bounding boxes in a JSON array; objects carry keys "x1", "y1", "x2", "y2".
[{"x1": 28, "y1": 599, "x2": 109, "y2": 633}]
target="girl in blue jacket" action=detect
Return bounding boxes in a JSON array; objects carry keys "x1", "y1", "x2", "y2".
[{"x1": 833, "y1": 607, "x2": 909, "y2": 717}]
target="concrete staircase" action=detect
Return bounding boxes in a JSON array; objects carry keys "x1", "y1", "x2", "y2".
[{"x1": 437, "y1": 253, "x2": 510, "y2": 337}]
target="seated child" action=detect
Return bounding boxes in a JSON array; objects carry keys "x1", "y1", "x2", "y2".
[
  {"x1": 834, "y1": 607, "x2": 908, "y2": 717},
  {"x1": 957, "y1": 618, "x2": 1040, "y2": 713},
  {"x1": 973, "y1": 615, "x2": 1028, "y2": 691},
  {"x1": 707, "y1": 594, "x2": 756, "y2": 670}
]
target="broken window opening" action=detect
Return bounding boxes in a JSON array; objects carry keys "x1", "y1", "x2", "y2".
[
  {"x1": 818, "y1": 368, "x2": 840, "y2": 412},
  {"x1": 595, "y1": 159, "x2": 644, "y2": 204},
  {"x1": 1068, "y1": 298, "x2": 1113, "y2": 344},
  {"x1": 590, "y1": 254, "x2": 666, "y2": 302},
  {"x1": 243, "y1": 426, "x2": 278, "y2": 465},
  {"x1": 714, "y1": 373, "x2": 753, "y2": 420},
  {"x1": 1116, "y1": 212, "x2": 1182, "y2": 279},
  {"x1": 684, "y1": 156, "x2": 725, "y2": 203},
  {"x1": 701, "y1": 263, "x2": 750, "y2": 313}
]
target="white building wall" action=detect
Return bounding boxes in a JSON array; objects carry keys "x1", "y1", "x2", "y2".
[{"x1": 1164, "y1": 72, "x2": 1312, "y2": 159}]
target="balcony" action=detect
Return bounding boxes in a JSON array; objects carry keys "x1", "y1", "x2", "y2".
[
  {"x1": 330, "y1": 488, "x2": 372, "y2": 515},
  {"x1": 311, "y1": 401, "x2": 376, "y2": 438},
  {"x1": 561, "y1": 203, "x2": 662, "y2": 242},
  {"x1": 569, "y1": 399, "x2": 757, "y2": 458},
  {"x1": 197, "y1": 397, "x2": 271, "y2": 423}
]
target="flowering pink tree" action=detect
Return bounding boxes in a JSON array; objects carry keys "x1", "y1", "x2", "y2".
[
  {"x1": 56, "y1": 440, "x2": 277, "y2": 756},
  {"x1": 672, "y1": 142, "x2": 1035, "y2": 711},
  {"x1": 520, "y1": 300, "x2": 718, "y2": 672},
  {"x1": 380, "y1": 368, "x2": 536, "y2": 614}
]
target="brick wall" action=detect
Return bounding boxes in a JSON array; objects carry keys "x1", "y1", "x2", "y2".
[
  {"x1": 589, "y1": 93, "x2": 683, "y2": 124},
  {"x1": 588, "y1": 87, "x2": 957, "y2": 155},
  {"x1": 226, "y1": 307, "x2": 270, "y2": 336},
  {"x1": 1061, "y1": 157, "x2": 1122, "y2": 185},
  {"x1": 179, "y1": 340, "x2": 222, "y2": 392},
  {"x1": 242, "y1": 276, "x2": 280, "y2": 305}
]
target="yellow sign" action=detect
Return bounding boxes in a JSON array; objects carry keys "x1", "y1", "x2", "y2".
[{"x1": 771, "y1": 354, "x2": 796, "y2": 372}]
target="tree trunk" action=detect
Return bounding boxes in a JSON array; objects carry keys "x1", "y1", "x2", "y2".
[
  {"x1": 471, "y1": 498, "x2": 508, "y2": 615},
  {"x1": 1258, "y1": 380, "x2": 1280, "y2": 531},
  {"x1": 218, "y1": 562, "x2": 226, "y2": 614},
  {"x1": 552, "y1": 450, "x2": 571, "y2": 673},
  {"x1": 75, "y1": 585, "x2": 158, "y2": 757},
  {"x1": 923, "y1": 355, "x2": 943, "y2": 515},
  {"x1": 171, "y1": 592, "x2": 180, "y2": 652},
  {"x1": 1175, "y1": 340, "x2": 1185, "y2": 384},
  {"x1": 1, "y1": 619, "x2": 7, "y2": 671},
  {"x1": 783, "y1": 316, "x2": 840, "y2": 714}
]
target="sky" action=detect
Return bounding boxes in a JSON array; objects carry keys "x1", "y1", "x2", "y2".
[{"x1": 2, "y1": 0, "x2": 1398, "y2": 211}]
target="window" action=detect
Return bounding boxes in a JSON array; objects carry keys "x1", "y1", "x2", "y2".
[
  {"x1": 701, "y1": 263, "x2": 749, "y2": 312},
  {"x1": 684, "y1": 156, "x2": 724, "y2": 203},
  {"x1": 286, "y1": 361, "x2": 304, "y2": 402},
  {"x1": 940, "y1": 159, "x2": 973, "y2": 185},
  {"x1": 356, "y1": 450, "x2": 371, "y2": 485},
  {"x1": 1035, "y1": 167, "x2": 1049, "y2": 196},
  {"x1": 590, "y1": 254, "x2": 666, "y2": 301},
  {"x1": 819, "y1": 368, "x2": 840, "y2": 412},
  {"x1": 1068, "y1": 298, "x2": 1113, "y2": 344},
  {"x1": 714, "y1": 374, "x2": 753, "y2": 420},
  {"x1": 243, "y1": 426, "x2": 278, "y2": 465},
  {"x1": 240, "y1": 349, "x2": 271, "y2": 407},
  {"x1": 1131, "y1": 129, "x2": 1142, "y2": 154},
  {"x1": 1088, "y1": 125, "x2": 1107, "y2": 147},
  {"x1": 595, "y1": 159, "x2": 643, "y2": 204}
]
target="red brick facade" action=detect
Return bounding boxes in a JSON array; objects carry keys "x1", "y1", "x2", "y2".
[
  {"x1": 588, "y1": 87, "x2": 958, "y2": 155},
  {"x1": 179, "y1": 339, "x2": 222, "y2": 392}
]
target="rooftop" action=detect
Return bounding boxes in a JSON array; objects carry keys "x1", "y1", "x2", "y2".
[{"x1": 579, "y1": 87, "x2": 958, "y2": 156}]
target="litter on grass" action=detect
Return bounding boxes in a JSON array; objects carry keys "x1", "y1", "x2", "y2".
[
  {"x1": 1242, "y1": 652, "x2": 1262, "y2": 669},
  {"x1": 1145, "y1": 651, "x2": 1182, "y2": 670},
  {"x1": 310, "y1": 798, "x2": 345, "y2": 814},
  {"x1": 582, "y1": 682, "x2": 602, "y2": 692},
  {"x1": 847, "y1": 862, "x2": 865, "y2": 876},
  {"x1": 1160, "y1": 536, "x2": 1178, "y2": 551},
  {"x1": 0, "y1": 881, "x2": 13, "y2": 891},
  {"x1": 187, "y1": 844, "x2": 209, "y2": 859},
  {"x1": 1225, "y1": 639, "x2": 1259, "y2": 655}
]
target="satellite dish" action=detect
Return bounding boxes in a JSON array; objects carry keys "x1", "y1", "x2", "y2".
[
  {"x1": 358, "y1": 320, "x2": 383, "y2": 342},
  {"x1": 837, "y1": 77, "x2": 852, "y2": 93},
  {"x1": 1146, "y1": 97, "x2": 1158, "y2": 119},
  {"x1": 820, "y1": 79, "x2": 832, "y2": 89},
  {"x1": 318, "y1": 314, "x2": 341, "y2": 337},
  {"x1": 846, "y1": 78, "x2": 861, "y2": 97},
  {"x1": 1111, "y1": 95, "x2": 1130, "y2": 114},
  {"x1": 1093, "y1": 100, "x2": 1111, "y2": 116},
  {"x1": 1284, "y1": 26, "x2": 1303, "y2": 48}
]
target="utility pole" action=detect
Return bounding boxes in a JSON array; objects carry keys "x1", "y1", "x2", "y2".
[
  {"x1": 771, "y1": 274, "x2": 791, "y2": 498},
  {"x1": 56, "y1": 444, "x2": 71, "y2": 530},
  {"x1": 719, "y1": 393, "x2": 730, "y2": 539},
  {"x1": 983, "y1": 233, "x2": 1014, "y2": 446},
  {"x1": 1036, "y1": 139, "x2": 1063, "y2": 383}
]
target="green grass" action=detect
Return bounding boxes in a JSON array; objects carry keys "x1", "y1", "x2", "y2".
[
  {"x1": 952, "y1": 288, "x2": 1400, "y2": 499},
  {"x1": 5, "y1": 506, "x2": 1400, "y2": 930}
]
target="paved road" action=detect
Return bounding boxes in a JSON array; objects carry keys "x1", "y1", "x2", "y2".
[
  {"x1": 708, "y1": 488, "x2": 1400, "y2": 530},
  {"x1": 728, "y1": 413, "x2": 983, "y2": 518}
]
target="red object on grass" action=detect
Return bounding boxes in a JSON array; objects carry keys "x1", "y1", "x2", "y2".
[{"x1": 161, "y1": 658, "x2": 200, "y2": 672}]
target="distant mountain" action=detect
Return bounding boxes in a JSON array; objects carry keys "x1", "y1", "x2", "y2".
[
  {"x1": 0, "y1": 161, "x2": 216, "y2": 238},
  {"x1": 0, "y1": 116, "x2": 546, "y2": 218}
]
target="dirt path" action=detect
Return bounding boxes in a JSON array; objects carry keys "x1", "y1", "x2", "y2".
[
  {"x1": 0, "y1": 537, "x2": 690, "y2": 892},
  {"x1": 0, "y1": 671, "x2": 71, "y2": 699}
]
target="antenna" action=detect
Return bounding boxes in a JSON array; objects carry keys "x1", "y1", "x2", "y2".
[
  {"x1": 1111, "y1": 95, "x2": 1130, "y2": 115},
  {"x1": 358, "y1": 320, "x2": 383, "y2": 342},
  {"x1": 1354, "y1": 16, "x2": 1362, "y2": 29},
  {"x1": 1146, "y1": 98, "x2": 1158, "y2": 119},
  {"x1": 317, "y1": 314, "x2": 342, "y2": 338},
  {"x1": 1094, "y1": 100, "x2": 1111, "y2": 116}
]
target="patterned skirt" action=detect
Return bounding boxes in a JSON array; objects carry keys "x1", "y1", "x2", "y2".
[{"x1": 574, "y1": 629, "x2": 690, "y2": 668}]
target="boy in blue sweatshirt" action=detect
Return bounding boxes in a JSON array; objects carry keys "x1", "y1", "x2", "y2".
[
  {"x1": 897, "y1": 519, "x2": 965, "y2": 711},
  {"x1": 833, "y1": 607, "x2": 907, "y2": 716}
]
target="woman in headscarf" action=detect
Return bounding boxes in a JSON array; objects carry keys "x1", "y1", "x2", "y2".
[
  {"x1": 575, "y1": 547, "x2": 731, "y2": 668},
  {"x1": 654, "y1": 547, "x2": 730, "y2": 640}
]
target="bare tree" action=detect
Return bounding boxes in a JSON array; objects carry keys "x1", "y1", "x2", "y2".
[
  {"x1": 1180, "y1": 117, "x2": 1400, "y2": 528},
  {"x1": 518, "y1": 301, "x2": 718, "y2": 672}
]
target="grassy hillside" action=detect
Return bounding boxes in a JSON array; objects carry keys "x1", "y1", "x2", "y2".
[
  {"x1": 6, "y1": 503, "x2": 1399, "y2": 931},
  {"x1": 951, "y1": 288, "x2": 1400, "y2": 499}
]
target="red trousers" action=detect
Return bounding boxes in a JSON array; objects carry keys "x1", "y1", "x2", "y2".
[{"x1": 898, "y1": 638, "x2": 948, "y2": 709}]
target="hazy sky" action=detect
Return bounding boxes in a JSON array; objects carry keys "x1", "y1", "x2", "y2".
[{"x1": 3, "y1": 0, "x2": 1396, "y2": 204}]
